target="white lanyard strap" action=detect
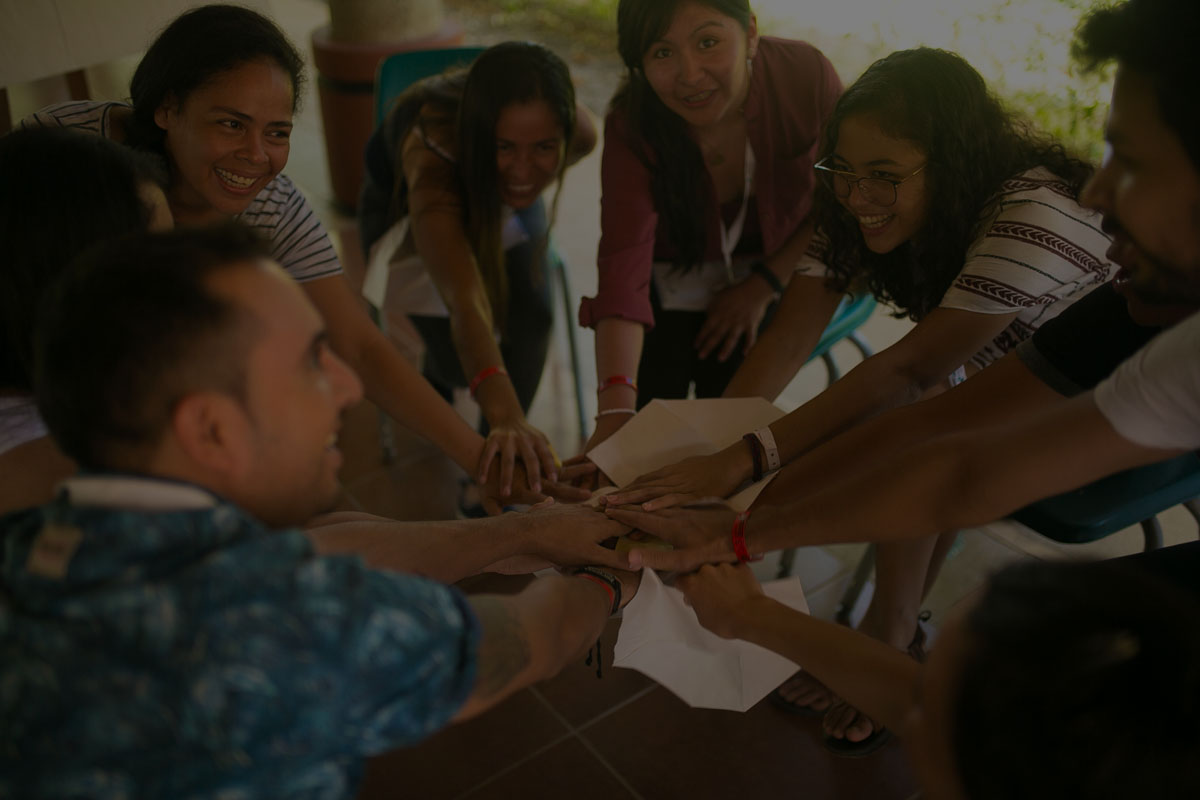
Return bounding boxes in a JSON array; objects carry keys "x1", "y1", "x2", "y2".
[{"x1": 717, "y1": 139, "x2": 756, "y2": 281}]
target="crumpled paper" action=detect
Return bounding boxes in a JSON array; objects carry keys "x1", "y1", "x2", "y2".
[{"x1": 614, "y1": 569, "x2": 809, "y2": 712}]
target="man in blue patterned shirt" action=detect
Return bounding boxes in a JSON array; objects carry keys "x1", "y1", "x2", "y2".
[{"x1": 0, "y1": 224, "x2": 639, "y2": 798}]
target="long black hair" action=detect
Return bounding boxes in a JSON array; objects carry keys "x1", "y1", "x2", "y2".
[
  {"x1": 0, "y1": 128, "x2": 166, "y2": 392},
  {"x1": 387, "y1": 41, "x2": 576, "y2": 331},
  {"x1": 612, "y1": 0, "x2": 754, "y2": 272},
  {"x1": 126, "y1": 4, "x2": 305, "y2": 154},
  {"x1": 818, "y1": 48, "x2": 1094, "y2": 320}
]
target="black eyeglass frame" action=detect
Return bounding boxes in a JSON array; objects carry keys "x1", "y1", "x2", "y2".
[{"x1": 813, "y1": 159, "x2": 927, "y2": 207}]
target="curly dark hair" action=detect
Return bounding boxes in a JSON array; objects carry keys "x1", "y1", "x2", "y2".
[
  {"x1": 818, "y1": 48, "x2": 1094, "y2": 321},
  {"x1": 954, "y1": 558, "x2": 1200, "y2": 800},
  {"x1": 1073, "y1": 0, "x2": 1200, "y2": 171},
  {"x1": 611, "y1": 0, "x2": 753, "y2": 272}
]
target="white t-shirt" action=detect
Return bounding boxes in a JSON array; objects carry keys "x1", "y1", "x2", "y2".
[{"x1": 1094, "y1": 310, "x2": 1200, "y2": 450}]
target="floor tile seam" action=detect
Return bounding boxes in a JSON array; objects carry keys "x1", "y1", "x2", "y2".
[
  {"x1": 573, "y1": 684, "x2": 658, "y2": 734},
  {"x1": 452, "y1": 728, "x2": 578, "y2": 800},
  {"x1": 529, "y1": 685, "x2": 580, "y2": 735},
  {"x1": 572, "y1": 728, "x2": 649, "y2": 800}
]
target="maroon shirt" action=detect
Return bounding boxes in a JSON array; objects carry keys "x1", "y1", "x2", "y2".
[{"x1": 579, "y1": 37, "x2": 842, "y2": 329}]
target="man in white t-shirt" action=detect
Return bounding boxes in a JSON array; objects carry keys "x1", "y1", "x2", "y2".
[{"x1": 605, "y1": 0, "x2": 1200, "y2": 570}]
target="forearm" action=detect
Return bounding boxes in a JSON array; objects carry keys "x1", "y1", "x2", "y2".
[
  {"x1": 749, "y1": 395, "x2": 1181, "y2": 551},
  {"x1": 594, "y1": 317, "x2": 644, "y2": 409},
  {"x1": 757, "y1": 354, "x2": 1062, "y2": 506},
  {"x1": 448, "y1": 291, "x2": 525, "y2": 426},
  {"x1": 724, "y1": 275, "x2": 843, "y2": 400},
  {"x1": 455, "y1": 575, "x2": 611, "y2": 721},
  {"x1": 307, "y1": 513, "x2": 529, "y2": 583},
  {"x1": 355, "y1": 330, "x2": 484, "y2": 472},
  {"x1": 732, "y1": 596, "x2": 919, "y2": 734}
]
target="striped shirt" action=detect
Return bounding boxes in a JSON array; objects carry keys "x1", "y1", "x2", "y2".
[
  {"x1": 943, "y1": 167, "x2": 1113, "y2": 367},
  {"x1": 799, "y1": 167, "x2": 1114, "y2": 369},
  {"x1": 22, "y1": 101, "x2": 341, "y2": 283}
]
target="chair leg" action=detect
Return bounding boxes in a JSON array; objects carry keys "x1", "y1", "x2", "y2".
[
  {"x1": 554, "y1": 255, "x2": 588, "y2": 445},
  {"x1": 1140, "y1": 516, "x2": 1164, "y2": 551},
  {"x1": 820, "y1": 352, "x2": 841, "y2": 388},
  {"x1": 848, "y1": 330, "x2": 874, "y2": 359},
  {"x1": 835, "y1": 545, "x2": 876, "y2": 626}
]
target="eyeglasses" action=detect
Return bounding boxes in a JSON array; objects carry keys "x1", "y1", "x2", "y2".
[{"x1": 813, "y1": 159, "x2": 926, "y2": 207}]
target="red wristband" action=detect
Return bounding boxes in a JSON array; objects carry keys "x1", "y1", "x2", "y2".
[
  {"x1": 469, "y1": 365, "x2": 508, "y2": 397},
  {"x1": 575, "y1": 572, "x2": 617, "y2": 615},
  {"x1": 598, "y1": 374, "x2": 638, "y2": 394},
  {"x1": 732, "y1": 510, "x2": 752, "y2": 562}
]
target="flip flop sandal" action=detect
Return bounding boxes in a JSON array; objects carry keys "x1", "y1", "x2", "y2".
[
  {"x1": 767, "y1": 670, "x2": 835, "y2": 717},
  {"x1": 821, "y1": 700, "x2": 893, "y2": 758}
]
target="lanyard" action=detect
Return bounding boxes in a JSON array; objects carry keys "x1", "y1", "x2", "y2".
[{"x1": 717, "y1": 139, "x2": 756, "y2": 281}]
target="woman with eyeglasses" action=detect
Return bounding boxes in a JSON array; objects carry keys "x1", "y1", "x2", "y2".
[
  {"x1": 573, "y1": 0, "x2": 845, "y2": 463},
  {"x1": 603, "y1": 48, "x2": 1113, "y2": 754}
]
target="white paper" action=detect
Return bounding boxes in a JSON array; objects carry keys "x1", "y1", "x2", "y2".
[
  {"x1": 587, "y1": 398, "x2": 786, "y2": 510},
  {"x1": 614, "y1": 569, "x2": 809, "y2": 712}
]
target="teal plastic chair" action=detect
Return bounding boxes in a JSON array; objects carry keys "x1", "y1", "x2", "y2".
[
  {"x1": 826, "y1": 454, "x2": 1200, "y2": 621},
  {"x1": 374, "y1": 46, "x2": 486, "y2": 125},
  {"x1": 807, "y1": 294, "x2": 876, "y2": 387}
]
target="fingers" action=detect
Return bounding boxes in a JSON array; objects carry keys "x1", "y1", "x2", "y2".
[
  {"x1": 716, "y1": 326, "x2": 744, "y2": 363},
  {"x1": 477, "y1": 434, "x2": 502, "y2": 484},
  {"x1": 543, "y1": 480, "x2": 591, "y2": 503},
  {"x1": 499, "y1": 438, "x2": 517, "y2": 497},
  {"x1": 741, "y1": 324, "x2": 758, "y2": 356},
  {"x1": 482, "y1": 494, "x2": 503, "y2": 517},
  {"x1": 517, "y1": 437, "x2": 542, "y2": 493},
  {"x1": 601, "y1": 485, "x2": 664, "y2": 507},
  {"x1": 694, "y1": 317, "x2": 724, "y2": 360},
  {"x1": 534, "y1": 439, "x2": 559, "y2": 484},
  {"x1": 626, "y1": 546, "x2": 702, "y2": 572},
  {"x1": 558, "y1": 460, "x2": 597, "y2": 483}
]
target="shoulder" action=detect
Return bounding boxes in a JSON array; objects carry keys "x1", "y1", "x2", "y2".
[
  {"x1": 978, "y1": 167, "x2": 1106, "y2": 243},
  {"x1": 20, "y1": 100, "x2": 127, "y2": 137}
]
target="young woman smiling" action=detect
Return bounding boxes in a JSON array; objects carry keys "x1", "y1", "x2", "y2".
[
  {"x1": 359, "y1": 42, "x2": 597, "y2": 501},
  {"x1": 23, "y1": 5, "x2": 559, "y2": 508},
  {"x1": 603, "y1": 48, "x2": 1115, "y2": 753},
  {"x1": 576, "y1": 0, "x2": 845, "y2": 461}
]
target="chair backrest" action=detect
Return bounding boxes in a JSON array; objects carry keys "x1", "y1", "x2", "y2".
[
  {"x1": 807, "y1": 294, "x2": 876, "y2": 363},
  {"x1": 374, "y1": 46, "x2": 488, "y2": 126}
]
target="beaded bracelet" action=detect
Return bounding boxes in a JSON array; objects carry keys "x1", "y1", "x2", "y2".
[
  {"x1": 749, "y1": 260, "x2": 784, "y2": 295},
  {"x1": 573, "y1": 566, "x2": 623, "y2": 616},
  {"x1": 731, "y1": 510, "x2": 752, "y2": 562},
  {"x1": 469, "y1": 365, "x2": 508, "y2": 397},
  {"x1": 598, "y1": 374, "x2": 638, "y2": 394}
]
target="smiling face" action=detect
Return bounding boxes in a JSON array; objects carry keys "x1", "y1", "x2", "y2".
[
  {"x1": 214, "y1": 261, "x2": 362, "y2": 527},
  {"x1": 640, "y1": 1, "x2": 758, "y2": 131},
  {"x1": 494, "y1": 99, "x2": 565, "y2": 209},
  {"x1": 1080, "y1": 66, "x2": 1200, "y2": 311},
  {"x1": 154, "y1": 59, "x2": 294, "y2": 225},
  {"x1": 829, "y1": 114, "x2": 931, "y2": 254}
]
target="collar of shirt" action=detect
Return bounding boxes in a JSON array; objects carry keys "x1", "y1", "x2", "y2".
[{"x1": 56, "y1": 474, "x2": 218, "y2": 512}]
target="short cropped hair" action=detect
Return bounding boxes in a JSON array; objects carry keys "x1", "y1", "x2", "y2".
[
  {"x1": 0, "y1": 127, "x2": 165, "y2": 392},
  {"x1": 35, "y1": 224, "x2": 271, "y2": 471},
  {"x1": 1074, "y1": 0, "x2": 1200, "y2": 170},
  {"x1": 954, "y1": 558, "x2": 1200, "y2": 799}
]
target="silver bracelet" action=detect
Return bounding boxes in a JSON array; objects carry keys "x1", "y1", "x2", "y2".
[{"x1": 596, "y1": 408, "x2": 637, "y2": 418}]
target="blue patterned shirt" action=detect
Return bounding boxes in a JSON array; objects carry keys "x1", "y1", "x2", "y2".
[{"x1": 0, "y1": 475, "x2": 479, "y2": 799}]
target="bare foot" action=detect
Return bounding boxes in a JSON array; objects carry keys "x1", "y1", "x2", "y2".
[{"x1": 768, "y1": 669, "x2": 837, "y2": 715}]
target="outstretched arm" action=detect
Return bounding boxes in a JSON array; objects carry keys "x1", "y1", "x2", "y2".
[
  {"x1": 677, "y1": 564, "x2": 919, "y2": 734},
  {"x1": 308, "y1": 503, "x2": 632, "y2": 583},
  {"x1": 609, "y1": 390, "x2": 1182, "y2": 571},
  {"x1": 607, "y1": 307, "x2": 1019, "y2": 509},
  {"x1": 454, "y1": 567, "x2": 640, "y2": 722}
]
